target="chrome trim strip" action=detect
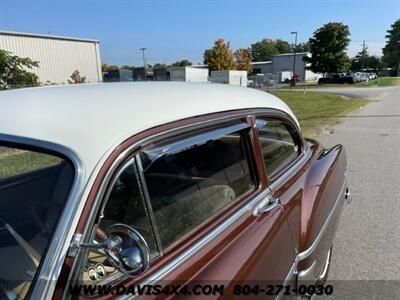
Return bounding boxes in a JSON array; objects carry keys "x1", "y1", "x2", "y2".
[
  {"x1": 0, "y1": 134, "x2": 85, "y2": 300},
  {"x1": 318, "y1": 247, "x2": 331, "y2": 280},
  {"x1": 283, "y1": 259, "x2": 298, "y2": 286},
  {"x1": 98, "y1": 157, "x2": 136, "y2": 219},
  {"x1": 297, "y1": 178, "x2": 347, "y2": 261},
  {"x1": 297, "y1": 260, "x2": 317, "y2": 282},
  {"x1": 276, "y1": 258, "x2": 298, "y2": 300},
  {"x1": 135, "y1": 154, "x2": 164, "y2": 255},
  {"x1": 276, "y1": 178, "x2": 347, "y2": 299},
  {"x1": 142, "y1": 122, "x2": 250, "y2": 163}
]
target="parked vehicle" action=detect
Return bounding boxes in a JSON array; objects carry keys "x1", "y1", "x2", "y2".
[
  {"x1": 368, "y1": 73, "x2": 377, "y2": 80},
  {"x1": 318, "y1": 73, "x2": 344, "y2": 84},
  {"x1": 0, "y1": 83, "x2": 349, "y2": 299},
  {"x1": 342, "y1": 72, "x2": 360, "y2": 84}
]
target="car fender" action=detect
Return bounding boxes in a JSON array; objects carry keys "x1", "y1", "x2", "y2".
[{"x1": 298, "y1": 142, "x2": 347, "y2": 278}]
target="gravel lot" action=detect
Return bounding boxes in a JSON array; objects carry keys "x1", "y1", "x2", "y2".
[{"x1": 316, "y1": 86, "x2": 400, "y2": 298}]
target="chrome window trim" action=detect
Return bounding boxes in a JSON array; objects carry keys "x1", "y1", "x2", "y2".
[
  {"x1": 67, "y1": 111, "x2": 259, "y2": 288},
  {"x1": 68, "y1": 108, "x2": 300, "y2": 291},
  {"x1": 0, "y1": 133, "x2": 85, "y2": 300},
  {"x1": 141, "y1": 122, "x2": 250, "y2": 163},
  {"x1": 268, "y1": 144, "x2": 311, "y2": 191},
  {"x1": 135, "y1": 155, "x2": 164, "y2": 255}
]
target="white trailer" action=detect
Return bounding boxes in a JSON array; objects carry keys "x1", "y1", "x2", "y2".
[
  {"x1": 279, "y1": 71, "x2": 292, "y2": 83},
  {"x1": 210, "y1": 70, "x2": 248, "y2": 87},
  {"x1": 169, "y1": 67, "x2": 209, "y2": 82}
]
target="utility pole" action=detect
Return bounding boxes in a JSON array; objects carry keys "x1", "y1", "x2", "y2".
[
  {"x1": 291, "y1": 31, "x2": 298, "y2": 86},
  {"x1": 139, "y1": 48, "x2": 147, "y2": 80},
  {"x1": 361, "y1": 41, "x2": 367, "y2": 71}
]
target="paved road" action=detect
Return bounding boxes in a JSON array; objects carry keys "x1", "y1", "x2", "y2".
[{"x1": 315, "y1": 86, "x2": 400, "y2": 298}]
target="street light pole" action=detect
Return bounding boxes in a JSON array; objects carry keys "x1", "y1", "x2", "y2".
[
  {"x1": 139, "y1": 48, "x2": 147, "y2": 80},
  {"x1": 291, "y1": 31, "x2": 298, "y2": 86}
]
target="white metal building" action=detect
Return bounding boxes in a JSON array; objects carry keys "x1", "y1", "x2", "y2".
[
  {"x1": 250, "y1": 53, "x2": 322, "y2": 82},
  {"x1": 169, "y1": 66, "x2": 209, "y2": 82},
  {"x1": 251, "y1": 61, "x2": 273, "y2": 74},
  {"x1": 0, "y1": 30, "x2": 102, "y2": 84},
  {"x1": 271, "y1": 53, "x2": 321, "y2": 82}
]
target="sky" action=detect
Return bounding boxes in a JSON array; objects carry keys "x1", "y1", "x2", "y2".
[{"x1": 1, "y1": 0, "x2": 399, "y2": 66}]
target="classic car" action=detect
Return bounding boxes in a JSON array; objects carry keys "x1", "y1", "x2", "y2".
[{"x1": 0, "y1": 82, "x2": 349, "y2": 299}]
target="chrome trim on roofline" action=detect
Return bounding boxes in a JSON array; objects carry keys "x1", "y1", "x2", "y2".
[{"x1": 0, "y1": 133, "x2": 85, "y2": 300}]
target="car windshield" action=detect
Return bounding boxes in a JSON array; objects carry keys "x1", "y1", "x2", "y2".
[{"x1": 0, "y1": 144, "x2": 75, "y2": 299}]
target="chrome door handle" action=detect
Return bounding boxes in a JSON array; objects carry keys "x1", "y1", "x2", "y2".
[{"x1": 253, "y1": 194, "x2": 281, "y2": 216}]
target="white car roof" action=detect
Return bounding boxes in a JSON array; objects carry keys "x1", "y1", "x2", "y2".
[{"x1": 0, "y1": 82, "x2": 298, "y2": 179}]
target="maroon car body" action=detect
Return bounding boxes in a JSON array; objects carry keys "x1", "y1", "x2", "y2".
[{"x1": 0, "y1": 83, "x2": 348, "y2": 300}]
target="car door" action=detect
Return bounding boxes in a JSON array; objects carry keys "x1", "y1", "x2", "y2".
[{"x1": 64, "y1": 114, "x2": 297, "y2": 299}]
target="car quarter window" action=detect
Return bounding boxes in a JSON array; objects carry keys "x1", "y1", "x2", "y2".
[
  {"x1": 79, "y1": 159, "x2": 158, "y2": 283},
  {"x1": 0, "y1": 144, "x2": 74, "y2": 299},
  {"x1": 256, "y1": 119, "x2": 300, "y2": 178},
  {"x1": 140, "y1": 123, "x2": 256, "y2": 250}
]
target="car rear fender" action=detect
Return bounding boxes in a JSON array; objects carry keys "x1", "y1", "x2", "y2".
[{"x1": 297, "y1": 142, "x2": 347, "y2": 278}]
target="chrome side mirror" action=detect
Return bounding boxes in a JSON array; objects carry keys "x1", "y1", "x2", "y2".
[
  {"x1": 104, "y1": 224, "x2": 150, "y2": 275},
  {"x1": 75, "y1": 223, "x2": 150, "y2": 276}
]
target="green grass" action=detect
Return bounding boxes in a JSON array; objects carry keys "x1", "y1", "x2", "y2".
[
  {"x1": 294, "y1": 77, "x2": 400, "y2": 89},
  {"x1": 0, "y1": 147, "x2": 61, "y2": 179},
  {"x1": 355, "y1": 77, "x2": 400, "y2": 87},
  {"x1": 272, "y1": 91, "x2": 369, "y2": 138}
]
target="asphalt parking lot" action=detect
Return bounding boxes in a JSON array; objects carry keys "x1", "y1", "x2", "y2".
[{"x1": 315, "y1": 86, "x2": 400, "y2": 298}]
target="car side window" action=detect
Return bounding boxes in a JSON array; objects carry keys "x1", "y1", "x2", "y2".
[
  {"x1": 79, "y1": 160, "x2": 158, "y2": 283},
  {"x1": 0, "y1": 145, "x2": 74, "y2": 299},
  {"x1": 256, "y1": 119, "x2": 299, "y2": 178},
  {"x1": 140, "y1": 124, "x2": 256, "y2": 250}
]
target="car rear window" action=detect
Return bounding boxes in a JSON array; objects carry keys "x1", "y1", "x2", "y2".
[{"x1": 0, "y1": 144, "x2": 75, "y2": 299}]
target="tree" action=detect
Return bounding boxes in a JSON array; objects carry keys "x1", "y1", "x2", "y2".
[
  {"x1": 101, "y1": 64, "x2": 119, "y2": 72},
  {"x1": 203, "y1": 49, "x2": 212, "y2": 64},
  {"x1": 249, "y1": 39, "x2": 279, "y2": 62},
  {"x1": 120, "y1": 65, "x2": 135, "y2": 70},
  {"x1": 382, "y1": 19, "x2": 400, "y2": 76},
  {"x1": 350, "y1": 44, "x2": 386, "y2": 72},
  {"x1": 203, "y1": 39, "x2": 236, "y2": 71},
  {"x1": 234, "y1": 48, "x2": 252, "y2": 72},
  {"x1": 366, "y1": 56, "x2": 384, "y2": 72},
  {"x1": 275, "y1": 39, "x2": 292, "y2": 54},
  {"x1": 351, "y1": 45, "x2": 369, "y2": 71},
  {"x1": 153, "y1": 63, "x2": 167, "y2": 69},
  {"x1": 304, "y1": 22, "x2": 351, "y2": 74},
  {"x1": 293, "y1": 41, "x2": 310, "y2": 52},
  {"x1": 170, "y1": 59, "x2": 192, "y2": 67},
  {"x1": 249, "y1": 38, "x2": 310, "y2": 62},
  {"x1": 0, "y1": 49, "x2": 39, "y2": 89},
  {"x1": 68, "y1": 70, "x2": 86, "y2": 84}
]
